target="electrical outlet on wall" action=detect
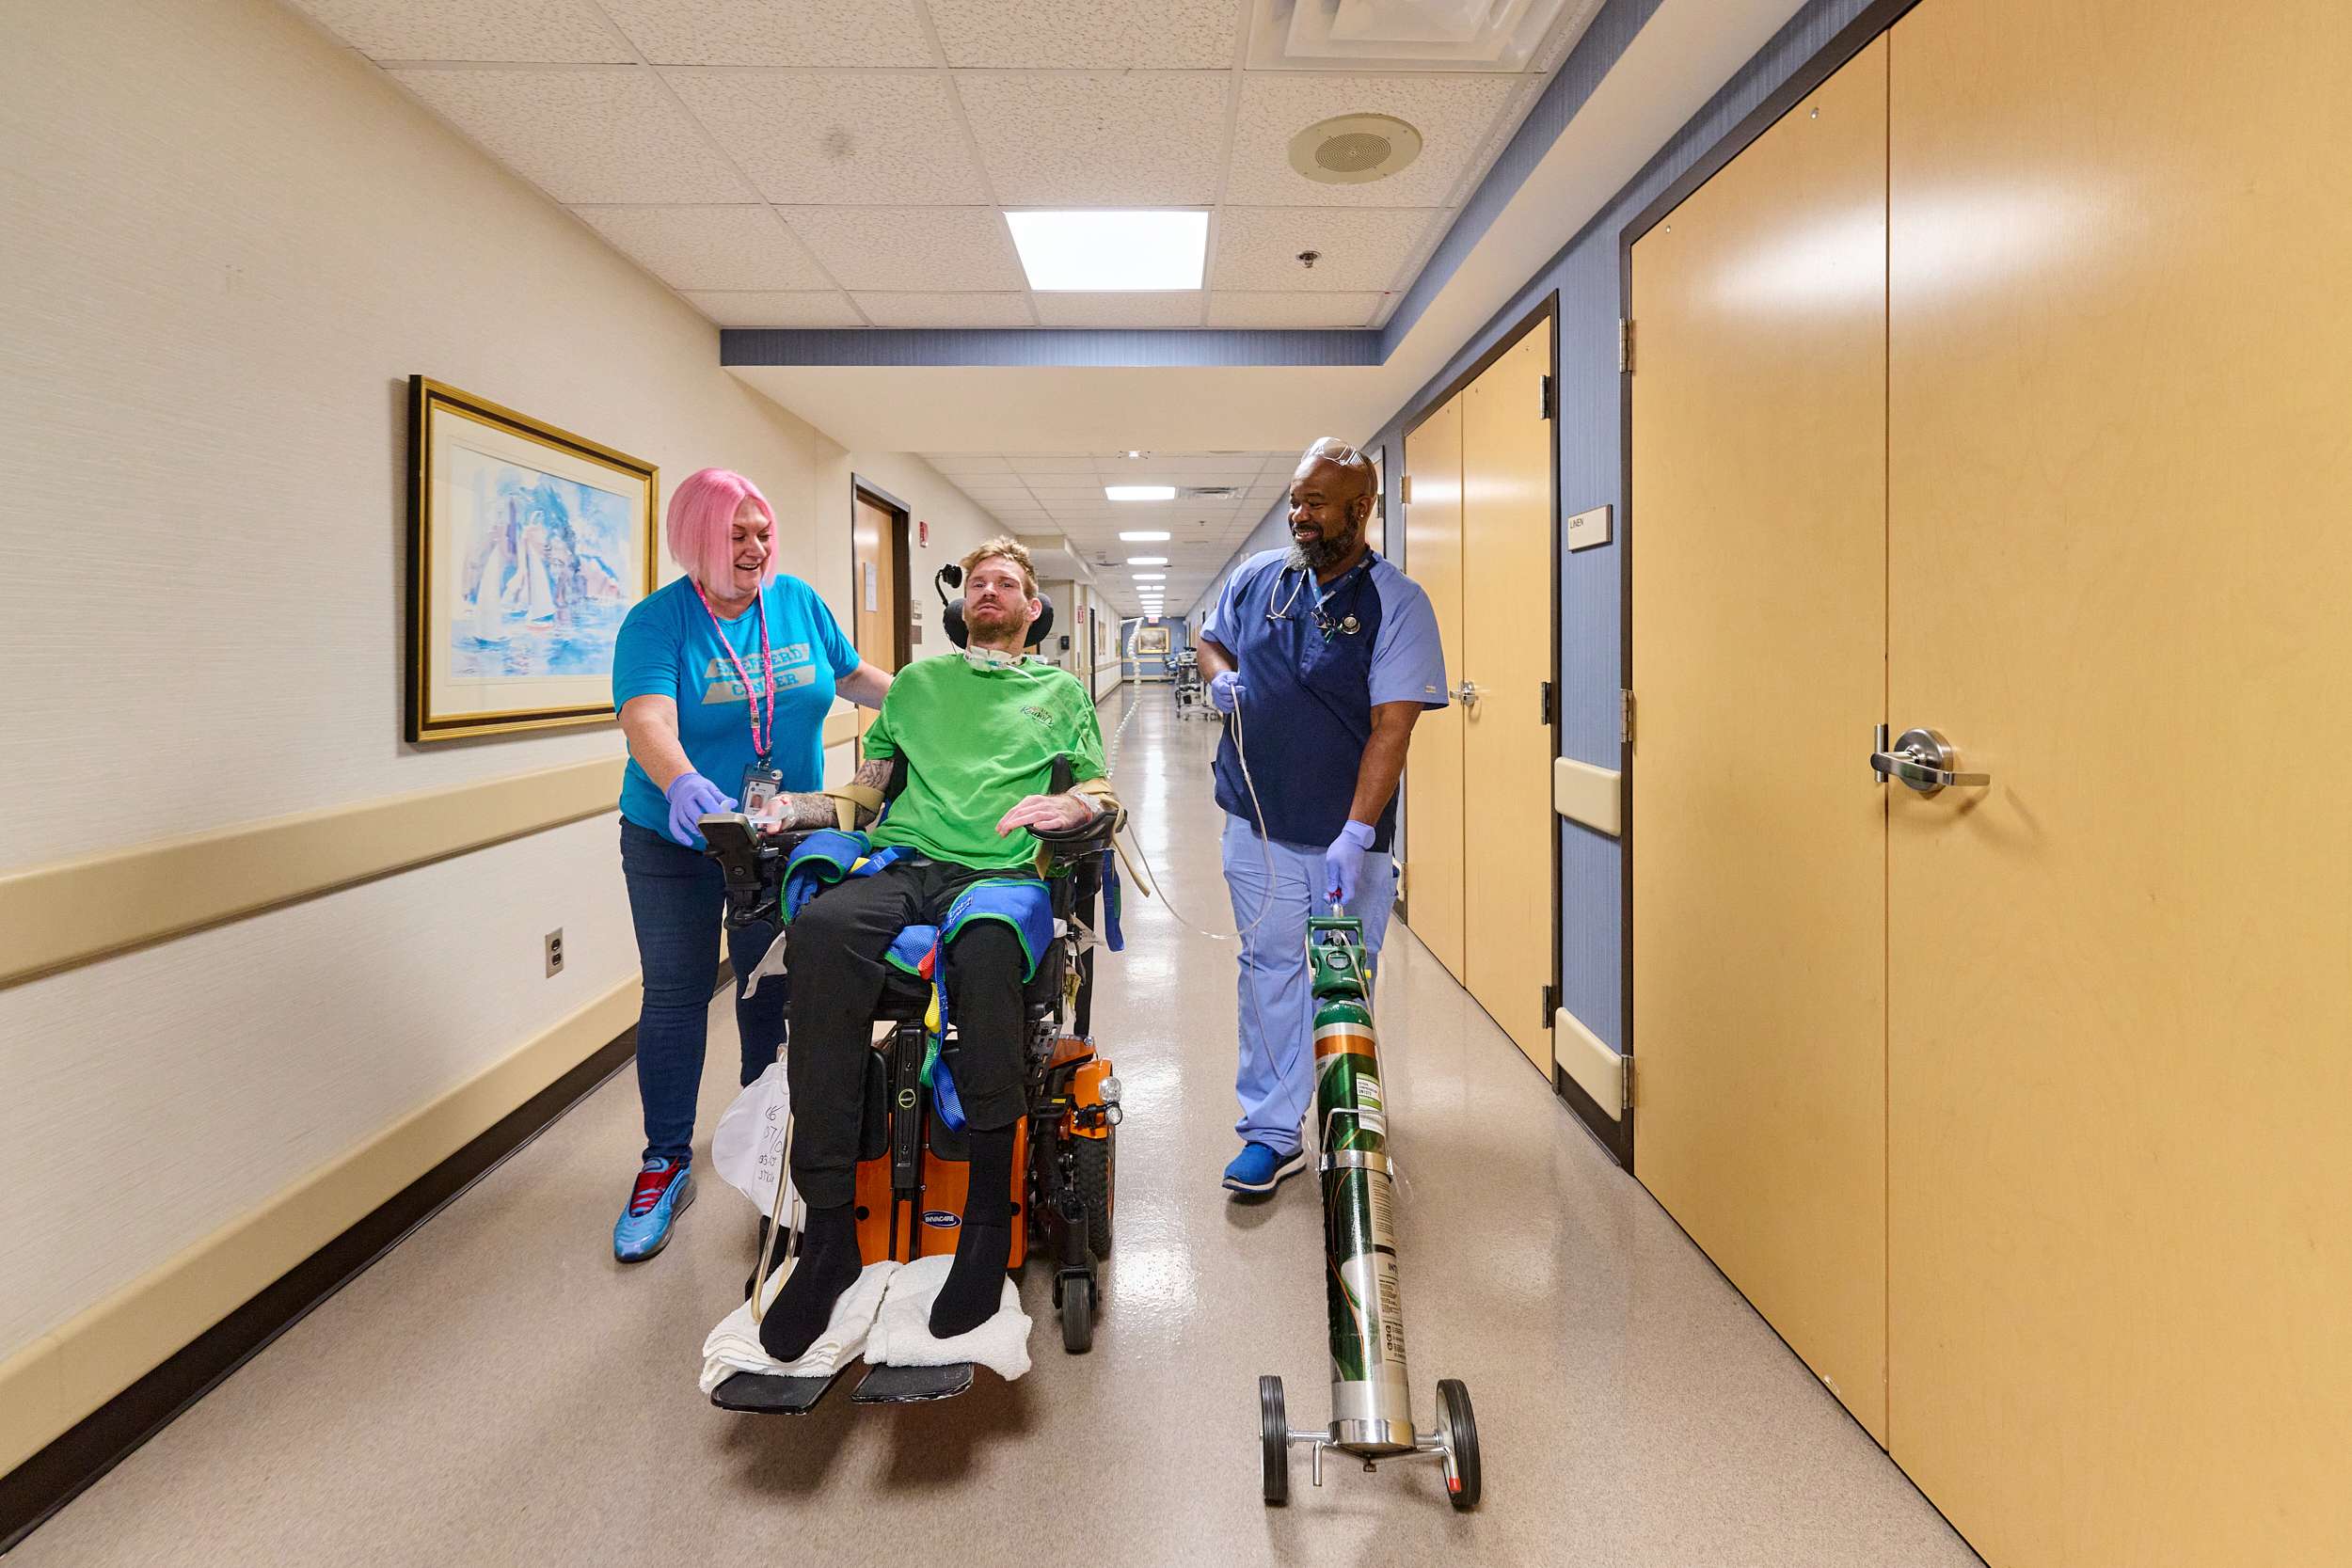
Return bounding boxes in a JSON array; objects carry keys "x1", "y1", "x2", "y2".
[{"x1": 545, "y1": 928, "x2": 564, "y2": 977}]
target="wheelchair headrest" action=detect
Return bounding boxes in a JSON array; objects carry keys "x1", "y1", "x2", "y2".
[{"x1": 937, "y1": 563, "x2": 1055, "y2": 650}]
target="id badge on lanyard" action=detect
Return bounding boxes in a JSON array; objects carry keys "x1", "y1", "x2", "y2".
[{"x1": 694, "y1": 582, "x2": 785, "y2": 823}]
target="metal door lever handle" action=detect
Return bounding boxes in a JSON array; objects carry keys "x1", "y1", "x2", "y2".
[
  {"x1": 1871, "y1": 726, "x2": 1989, "y2": 795},
  {"x1": 1454, "y1": 679, "x2": 1479, "y2": 706}
]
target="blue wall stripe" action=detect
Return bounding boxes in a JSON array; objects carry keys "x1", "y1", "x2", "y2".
[{"x1": 722, "y1": 326, "x2": 1380, "y2": 369}]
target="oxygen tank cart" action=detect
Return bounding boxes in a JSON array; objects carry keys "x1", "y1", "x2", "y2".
[{"x1": 1257, "y1": 913, "x2": 1481, "y2": 1510}]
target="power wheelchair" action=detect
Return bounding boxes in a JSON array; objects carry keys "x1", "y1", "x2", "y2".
[{"x1": 697, "y1": 752, "x2": 1123, "y2": 1408}]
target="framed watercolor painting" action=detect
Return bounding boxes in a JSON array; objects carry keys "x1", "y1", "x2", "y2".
[
  {"x1": 405, "y1": 376, "x2": 657, "y2": 741},
  {"x1": 1132, "y1": 624, "x2": 1171, "y2": 657}
]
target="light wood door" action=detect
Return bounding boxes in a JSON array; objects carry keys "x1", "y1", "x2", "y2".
[
  {"x1": 1884, "y1": 1, "x2": 2352, "y2": 1560},
  {"x1": 851, "y1": 492, "x2": 900, "y2": 744},
  {"x1": 1629, "y1": 36, "x2": 1891, "y2": 1440},
  {"x1": 1461, "y1": 322, "x2": 1556, "y2": 1073},
  {"x1": 1402, "y1": 395, "x2": 1467, "y2": 980}
]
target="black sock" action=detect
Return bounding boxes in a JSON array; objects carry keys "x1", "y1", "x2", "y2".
[
  {"x1": 756, "y1": 1203, "x2": 861, "y2": 1364},
  {"x1": 930, "y1": 1124, "x2": 1015, "y2": 1338}
]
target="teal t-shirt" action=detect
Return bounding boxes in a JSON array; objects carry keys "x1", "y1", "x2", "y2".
[
  {"x1": 863, "y1": 654, "x2": 1106, "y2": 872},
  {"x1": 612, "y1": 574, "x2": 859, "y2": 835}
]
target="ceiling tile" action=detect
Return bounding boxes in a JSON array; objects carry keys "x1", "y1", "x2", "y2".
[
  {"x1": 1014, "y1": 456, "x2": 1104, "y2": 475},
  {"x1": 666, "y1": 70, "x2": 984, "y2": 205},
  {"x1": 1210, "y1": 207, "x2": 1441, "y2": 292},
  {"x1": 927, "y1": 0, "x2": 1237, "y2": 69},
  {"x1": 574, "y1": 205, "x2": 833, "y2": 289},
  {"x1": 855, "y1": 293, "x2": 1036, "y2": 326},
  {"x1": 783, "y1": 208, "x2": 1025, "y2": 291},
  {"x1": 287, "y1": 0, "x2": 627, "y2": 61},
  {"x1": 1033, "y1": 292, "x2": 1205, "y2": 328},
  {"x1": 597, "y1": 0, "x2": 932, "y2": 67},
  {"x1": 1223, "y1": 72, "x2": 1523, "y2": 209},
  {"x1": 1208, "y1": 291, "x2": 1383, "y2": 327},
  {"x1": 925, "y1": 453, "x2": 1012, "y2": 474},
  {"x1": 958, "y1": 72, "x2": 1231, "y2": 206},
  {"x1": 679, "y1": 289, "x2": 863, "y2": 325},
  {"x1": 393, "y1": 68, "x2": 752, "y2": 202}
]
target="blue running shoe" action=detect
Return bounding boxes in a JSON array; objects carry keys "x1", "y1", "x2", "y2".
[
  {"x1": 1222, "y1": 1142, "x2": 1305, "y2": 1196},
  {"x1": 612, "y1": 1157, "x2": 694, "y2": 1261}
]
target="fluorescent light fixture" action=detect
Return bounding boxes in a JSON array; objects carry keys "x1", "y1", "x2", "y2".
[
  {"x1": 1133, "y1": 574, "x2": 1166, "y2": 581},
  {"x1": 1118, "y1": 530, "x2": 1170, "y2": 542},
  {"x1": 1105, "y1": 485, "x2": 1176, "y2": 502},
  {"x1": 1126, "y1": 556, "x2": 1168, "y2": 565},
  {"x1": 1006, "y1": 211, "x2": 1207, "y2": 292}
]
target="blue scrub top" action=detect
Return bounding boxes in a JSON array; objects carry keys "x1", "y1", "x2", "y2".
[
  {"x1": 612, "y1": 574, "x2": 860, "y2": 835},
  {"x1": 1200, "y1": 548, "x2": 1447, "y2": 852}
]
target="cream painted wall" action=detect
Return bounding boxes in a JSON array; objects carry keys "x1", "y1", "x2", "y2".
[{"x1": 0, "y1": 0, "x2": 998, "y2": 1368}]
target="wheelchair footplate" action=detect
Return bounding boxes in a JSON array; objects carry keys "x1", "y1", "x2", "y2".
[
  {"x1": 850, "y1": 1363, "x2": 975, "y2": 1404},
  {"x1": 709, "y1": 1369, "x2": 844, "y2": 1416}
]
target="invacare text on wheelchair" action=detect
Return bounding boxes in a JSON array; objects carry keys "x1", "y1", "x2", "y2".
[{"x1": 694, "y1": 756, "x2": 1122, "y2": 1412}]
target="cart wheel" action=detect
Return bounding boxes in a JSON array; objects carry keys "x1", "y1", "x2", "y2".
[
  {"x1": 1260, "y1": 1375, "x2": 1290, "y2": 1506},
  {"x1": 1060, "y1": 1275, "x2": 1094, "y2": 1354},
  {"x1": 1436, "y1": 1378, "x2": 1481, "y2": 1510}
]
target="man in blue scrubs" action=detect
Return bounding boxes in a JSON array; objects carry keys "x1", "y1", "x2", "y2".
[{"x1": 1196, "y1": 438, "x2": 1449, "y2": 1195}]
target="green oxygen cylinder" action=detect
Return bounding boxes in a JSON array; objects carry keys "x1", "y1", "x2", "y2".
[{"x1": 1308, "y1": 914, "x2": 1414, "y2": 1455}]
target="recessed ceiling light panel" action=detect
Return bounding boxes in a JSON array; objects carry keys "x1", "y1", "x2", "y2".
[
  {"x1": 1289, "y1": 114, "x2": 1423, "y2": 185},
  {"x1": 1007, "y1": 212, "x2": 1207, "y2": 292},
  {"x1": 1127, "y1": 556, "x2": 1168, "y2": 565},
  {"x1": 1105, "y1": 486, "x2": 1176, "y2": 502},
  {"x1": 1119, "y1": 531, "x2": 1171, "y2": 542}
]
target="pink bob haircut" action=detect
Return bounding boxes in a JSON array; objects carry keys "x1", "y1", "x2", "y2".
[{"x1": 665, "y1": 467, "x2": 778, "y2": 591}]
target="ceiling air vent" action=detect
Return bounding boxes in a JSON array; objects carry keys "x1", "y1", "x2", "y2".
[
  {"x1": 1179, "y1": 486, "x2": 1243, "y2": 499},
  {"x1": 1255, "y1": 0, "x2": 1595, "y2": 71}
]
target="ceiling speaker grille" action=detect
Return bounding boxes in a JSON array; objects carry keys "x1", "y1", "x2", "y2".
[{"x1": 1289, "y1": 114, "x2": 1423, "y2": 184}]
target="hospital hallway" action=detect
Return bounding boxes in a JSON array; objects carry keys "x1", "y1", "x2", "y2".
[{"x1": 10, "y1": 688, "x2": 1977, "y2": 1568}]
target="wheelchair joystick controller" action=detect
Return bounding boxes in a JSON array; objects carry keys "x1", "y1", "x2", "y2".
[{"x1": 1256, "y1": 915, "x2": 1482, "y2": 1512}]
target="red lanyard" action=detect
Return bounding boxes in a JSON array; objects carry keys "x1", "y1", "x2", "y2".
[{"x1": 692, "y1": 581, "x2": 775, "y2": 764}]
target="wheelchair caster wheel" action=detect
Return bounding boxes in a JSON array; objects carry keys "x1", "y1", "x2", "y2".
[
  {"x1": 1260, "y1": 1375, "x2": 1289, "y2": 1506},
  {"x1": 1436, "y1": 1378, "x2": 1481, "y2": 1510},
  {"x1": 1060, "y1": 1275, "x2": 1094, "y2": 1354}
]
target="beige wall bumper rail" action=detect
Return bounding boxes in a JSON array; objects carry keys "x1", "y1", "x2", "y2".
[{"x1": 0, "y1": 758, "x2": 626, "y2": 990}]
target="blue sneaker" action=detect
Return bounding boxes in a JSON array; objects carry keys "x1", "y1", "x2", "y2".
[
  {"x1": 1222, "y1": 1142, "x2": 1305, "y2": 1196},
  {"x1": 612, "y1": 1157, "x2": 694, "y2": 1261}
]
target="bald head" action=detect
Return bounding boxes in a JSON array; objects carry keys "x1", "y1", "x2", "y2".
[{"x1": 1286, "y1": 436, "x2": 1376, "y2": 577}]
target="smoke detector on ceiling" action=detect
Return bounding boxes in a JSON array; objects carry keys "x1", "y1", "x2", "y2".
[{"x1": 1291, "y1": 114, "x2": 1423, "y2": 184}]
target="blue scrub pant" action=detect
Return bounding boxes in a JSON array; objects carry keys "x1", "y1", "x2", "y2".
[{"x1": 1221, "y1": 812, "x2": 1395, "y2": 1158}]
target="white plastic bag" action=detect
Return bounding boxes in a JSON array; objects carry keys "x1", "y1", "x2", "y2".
[{"x1": 711, "y1": 1060, "x2": 799, "y2": 1215}]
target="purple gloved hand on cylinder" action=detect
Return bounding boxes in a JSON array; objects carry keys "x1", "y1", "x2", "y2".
[
  {"x1": 1209, "y1": 670, "x2": 1245, "y2": 714},
  {"x1": 1323, "y1": 819, "x2": 1376, "y2": 905},
  {"x1": 663, "y1": 770, "x2": 735, "y2": 847}
]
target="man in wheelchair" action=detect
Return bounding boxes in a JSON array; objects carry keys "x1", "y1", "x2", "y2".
[{"x1": 734, "y1": 539, "x2": 1121, "y2": 1365}]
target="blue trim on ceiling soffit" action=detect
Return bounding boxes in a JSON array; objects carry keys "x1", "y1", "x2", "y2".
[
  {"x1": 722, "y1": 327, "x2": 1379, "y2": 368},
  {"x1": 719, "y1": 0, "x2": 1661, "y2": 373}
]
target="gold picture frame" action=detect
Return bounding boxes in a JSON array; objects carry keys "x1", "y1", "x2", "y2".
[
  {"x1": 405, "y1": 376, "x2": 658, "y2": 741},
  {"x1": 1132, "y1": 623, "x2": 1171, "y2": 657}
]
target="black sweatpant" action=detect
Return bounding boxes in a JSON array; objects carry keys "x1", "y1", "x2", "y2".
[{"x1": 782, "y1": 857, "x2": 1036, "y2": 1209}]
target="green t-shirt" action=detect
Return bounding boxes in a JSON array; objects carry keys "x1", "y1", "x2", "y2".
[{"x1": 863, "y1": 653, "x2": 1107, "y2": 872}]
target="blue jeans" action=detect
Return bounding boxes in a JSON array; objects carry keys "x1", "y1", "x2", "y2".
[{"x1": 618, "y1": 818, "x2": 788, "y2": 1164}]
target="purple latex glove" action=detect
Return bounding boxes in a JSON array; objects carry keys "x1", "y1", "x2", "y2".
[
  {"x1": 1208, "y1": 670, "x2": 1245, "y2": 714},
  {"x1": 663, "y1": 771, "x2": 735, "y2": 847},
  {"x1": 1324, "y1": 819, "x2": 1376, "y2": 906}
]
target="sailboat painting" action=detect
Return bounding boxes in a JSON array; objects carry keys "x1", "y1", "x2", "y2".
[{"x1": 408, "y1": 377, "x2": 657, "y2": 741}]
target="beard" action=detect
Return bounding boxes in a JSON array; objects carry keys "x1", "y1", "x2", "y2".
[{"x1": 1286, "y1": 519, "x2": 1361, "y2": 575}]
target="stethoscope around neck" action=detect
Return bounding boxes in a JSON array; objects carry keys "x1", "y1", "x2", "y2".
[{"x1": 1266, "y1": 562, "x2": 1364, "y2": 638}]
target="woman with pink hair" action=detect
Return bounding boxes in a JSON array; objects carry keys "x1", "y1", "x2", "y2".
[{"x1": 607, "y1": 467, "x2": 892, "y2": 1262}]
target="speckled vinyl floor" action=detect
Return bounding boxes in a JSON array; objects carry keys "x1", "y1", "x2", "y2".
[{"x1": 17, "y1": 689, "x2": 1981, "y2": 1567}]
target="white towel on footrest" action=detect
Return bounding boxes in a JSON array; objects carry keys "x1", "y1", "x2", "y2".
[
  {"x1": 863, "y1": 1255, "x2": 1033, "y2": 1382},
  {"x1": 698, "y1": 1259, "x2": 898, "y2": 1395}
]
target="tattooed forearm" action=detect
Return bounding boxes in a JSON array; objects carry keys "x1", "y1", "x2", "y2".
[{"x1": 769, "y1": 756, "x2": 892, "y2": 832}]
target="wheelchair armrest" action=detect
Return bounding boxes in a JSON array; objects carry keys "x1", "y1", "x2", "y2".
[
  {"x1": 698, "y1": 813, "x2": 797, "y2": 927},
  {"x1": 1031, "y1": 809, "x2": 1117, "y2": 870}
]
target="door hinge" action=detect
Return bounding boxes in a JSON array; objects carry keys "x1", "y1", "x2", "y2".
[
  {"x1": 1618, "y1": 318, "x2": 1635, "y2": 374},
  {"x1": 1619, "y1": 689, "x2": 1636, "y2": 745},
  {"x1": 1621, "y1": 1055, "x2": 1635, "y2": 1113},
  {"x1": 1538, "y1": 678, "x2": 1553, "y2": 725},
  {"x1": 1399, "y1": 473, "x2": 1413, "y2": 505},
  {"x1": 1541, "y1": 984, "x2": 1558, "y2": 1026},
  {"x1": 1539, "y1": 372, "x2": 1555, "y2": 420}
]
